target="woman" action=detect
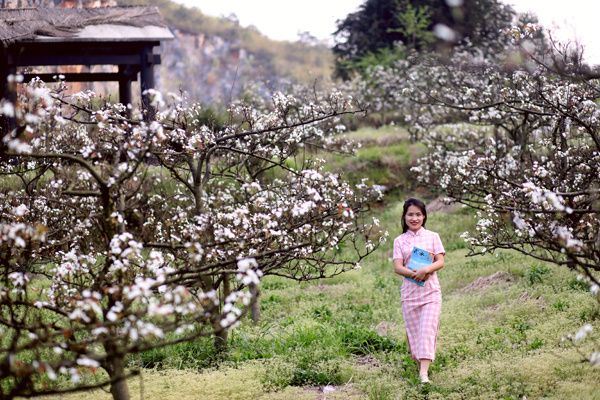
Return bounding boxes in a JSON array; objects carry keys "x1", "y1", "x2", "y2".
[{"x1": 393, "y1": 198, "x2": 445, "y2": 384}]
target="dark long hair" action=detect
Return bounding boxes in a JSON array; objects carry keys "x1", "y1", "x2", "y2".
[{"x1": 401, "y1": 198, "x2": 427, "y2": 233}]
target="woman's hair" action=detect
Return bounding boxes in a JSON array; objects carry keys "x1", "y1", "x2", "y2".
[{"x1": 402, "y1": 197, "x2": 427, "y2": 233}]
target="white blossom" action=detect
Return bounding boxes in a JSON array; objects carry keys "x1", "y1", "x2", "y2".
[{"x1": 574, "y1": 324, "x2": 593, "y2": 342}]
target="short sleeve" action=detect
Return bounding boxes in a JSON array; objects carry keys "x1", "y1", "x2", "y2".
[
  {"x1": 393, "y1": 237, "x2": 404, "y2": 261},
  {"x1": 432, "y1": 232, "x2": 446, "y2": 256}
]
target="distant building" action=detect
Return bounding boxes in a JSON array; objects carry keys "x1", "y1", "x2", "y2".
[{"x1": 0, "y1": 5, "x2": 173, "y2": 119}]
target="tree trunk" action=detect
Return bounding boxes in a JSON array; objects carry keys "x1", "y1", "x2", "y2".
[
  {"x1": 213, "y1": 273, "x2": 231, "y2": 352},
  {"x1": 106, "y1": 357, "x2": 130, "y2": 400},
  {"x1": 214, "y1": 325, "x2": 229, "y2": 352},
  {"x1": 250, "y1": 284, "x2": 260, "y2": 323}
]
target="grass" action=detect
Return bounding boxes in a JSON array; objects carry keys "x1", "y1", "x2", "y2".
[
  {"x1": 317, "y1": 125, "x2": 427, "y2": 193},
  {"x1": 40, "y1": 126, "x2": 599, "y2": 399}
]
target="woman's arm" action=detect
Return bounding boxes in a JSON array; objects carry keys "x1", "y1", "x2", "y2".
[
  {"x1": 413, "y1": 253, "x2": 445, "y2": 281},
  {"x1": 394, "y1": 258, "x2": 417, "y2": 280}
]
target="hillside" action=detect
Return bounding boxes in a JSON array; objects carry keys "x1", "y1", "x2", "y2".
[{"x1": 119, "y1": 0, "x2": 336, "y2": 103}]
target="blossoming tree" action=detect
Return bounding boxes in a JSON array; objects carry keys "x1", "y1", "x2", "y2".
[{"x1": 0, "y1": 80, "x2": 384, "y2": 399}]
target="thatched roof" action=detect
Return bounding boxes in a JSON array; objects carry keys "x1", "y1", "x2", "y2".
[{"x1": 0, "y1": 6, "x2": 172, "y2": 44}]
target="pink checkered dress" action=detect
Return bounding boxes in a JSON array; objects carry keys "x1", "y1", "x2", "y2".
[{"x1": 393, "y1": 228, "x2": 445, "y2": 361}]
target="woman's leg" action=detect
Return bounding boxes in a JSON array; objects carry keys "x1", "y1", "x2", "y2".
[
  {"x1": 416, "y1": 301, "x2": 440, "y2": 383},
  {"x1": 402, "y1": 302, "x2": 420, "y2": 360},
  {"x1": 404, "y1": 300, "x2": 441, "y2": 383},
  {"x1": 419, "y1": 358, "x2": 431, "y2": 382},
  {"x1": 417, "y1": 301, "x2": 441, "y2": 360}
]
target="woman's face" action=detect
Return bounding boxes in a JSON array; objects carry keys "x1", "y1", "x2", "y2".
[{"x1": 405, "y1": 205, "x2": 424, "y2": 232}]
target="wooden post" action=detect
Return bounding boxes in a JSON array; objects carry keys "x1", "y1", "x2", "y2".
[
  {"x1": 0, "y1": 60, "x2": 8, "y2": 137},
  {"x1": 0, "y1": 49, "x2": 17, "y2": 136},
  {"x1": 139, "y1": 46, "x2": 156, "y2": 121},
  {"x1": 0, "y1": 54, "x2": 7, "y2": 102},
  {"x1": 118, "y1": 64, "x2": 133, "y2": 118}
]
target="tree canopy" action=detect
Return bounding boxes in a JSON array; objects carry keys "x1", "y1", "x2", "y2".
[
  {"x1": 0, "y1": 80, "x2": 383, "y2": 399},
  {"x1": 333, "y1": 0, "x2": 516, "y2": 79}
]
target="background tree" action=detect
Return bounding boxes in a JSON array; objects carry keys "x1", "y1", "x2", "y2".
[
  {"x1": 333, "y1": 0, "x2": 516, "y2": 79},
  {"x1": 388, "y1": 2, "x2": 435, "y2": 50}
]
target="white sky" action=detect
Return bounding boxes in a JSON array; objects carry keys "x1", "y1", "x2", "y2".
[
  {"x1": 175, "y1": 0, "x2": 363, "y2": 42},
  {"x1": 175, "y1": 0, "x2": 599, "y2": 63},
  {"x1": 509, "y1": 0, "x2": 599, "y2": 64}
]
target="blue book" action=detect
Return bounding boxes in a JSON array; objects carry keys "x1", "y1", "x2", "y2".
[{"x1": 406, "y1": 246, "x2": 433, "y2": 287}]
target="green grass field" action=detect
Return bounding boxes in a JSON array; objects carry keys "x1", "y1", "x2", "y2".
[{"x1": 42, "y1": 127, "x2": 599, "y2": 400}]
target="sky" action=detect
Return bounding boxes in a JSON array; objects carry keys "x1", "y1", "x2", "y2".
[
  {"x1": 175, "y1": 0, "x2": 599, "y2": 63},
  {"x1": 176, "y1": 0, "x2": 363, "y2": 43},
  {"x1": 509, "y1": 0, "x2": 599, "y2": 64}
]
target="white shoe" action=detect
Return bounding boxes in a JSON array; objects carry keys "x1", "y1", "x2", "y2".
[{"x1": 419, "y1": 375, "x2": 430, "y2": 384}]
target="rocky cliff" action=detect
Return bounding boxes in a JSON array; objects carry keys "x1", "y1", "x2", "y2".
[{"x1": 131, "y1": 0, "x2": 335, "y2": 104}]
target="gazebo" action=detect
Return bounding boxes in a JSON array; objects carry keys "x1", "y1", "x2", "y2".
[{"x1": 0, "y1": 6, "x2": 174, "y2": 116}]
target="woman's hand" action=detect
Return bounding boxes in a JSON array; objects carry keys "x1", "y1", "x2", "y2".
[{"x1": 412, "y1": 268, "x2": 430, "y2": 282}]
